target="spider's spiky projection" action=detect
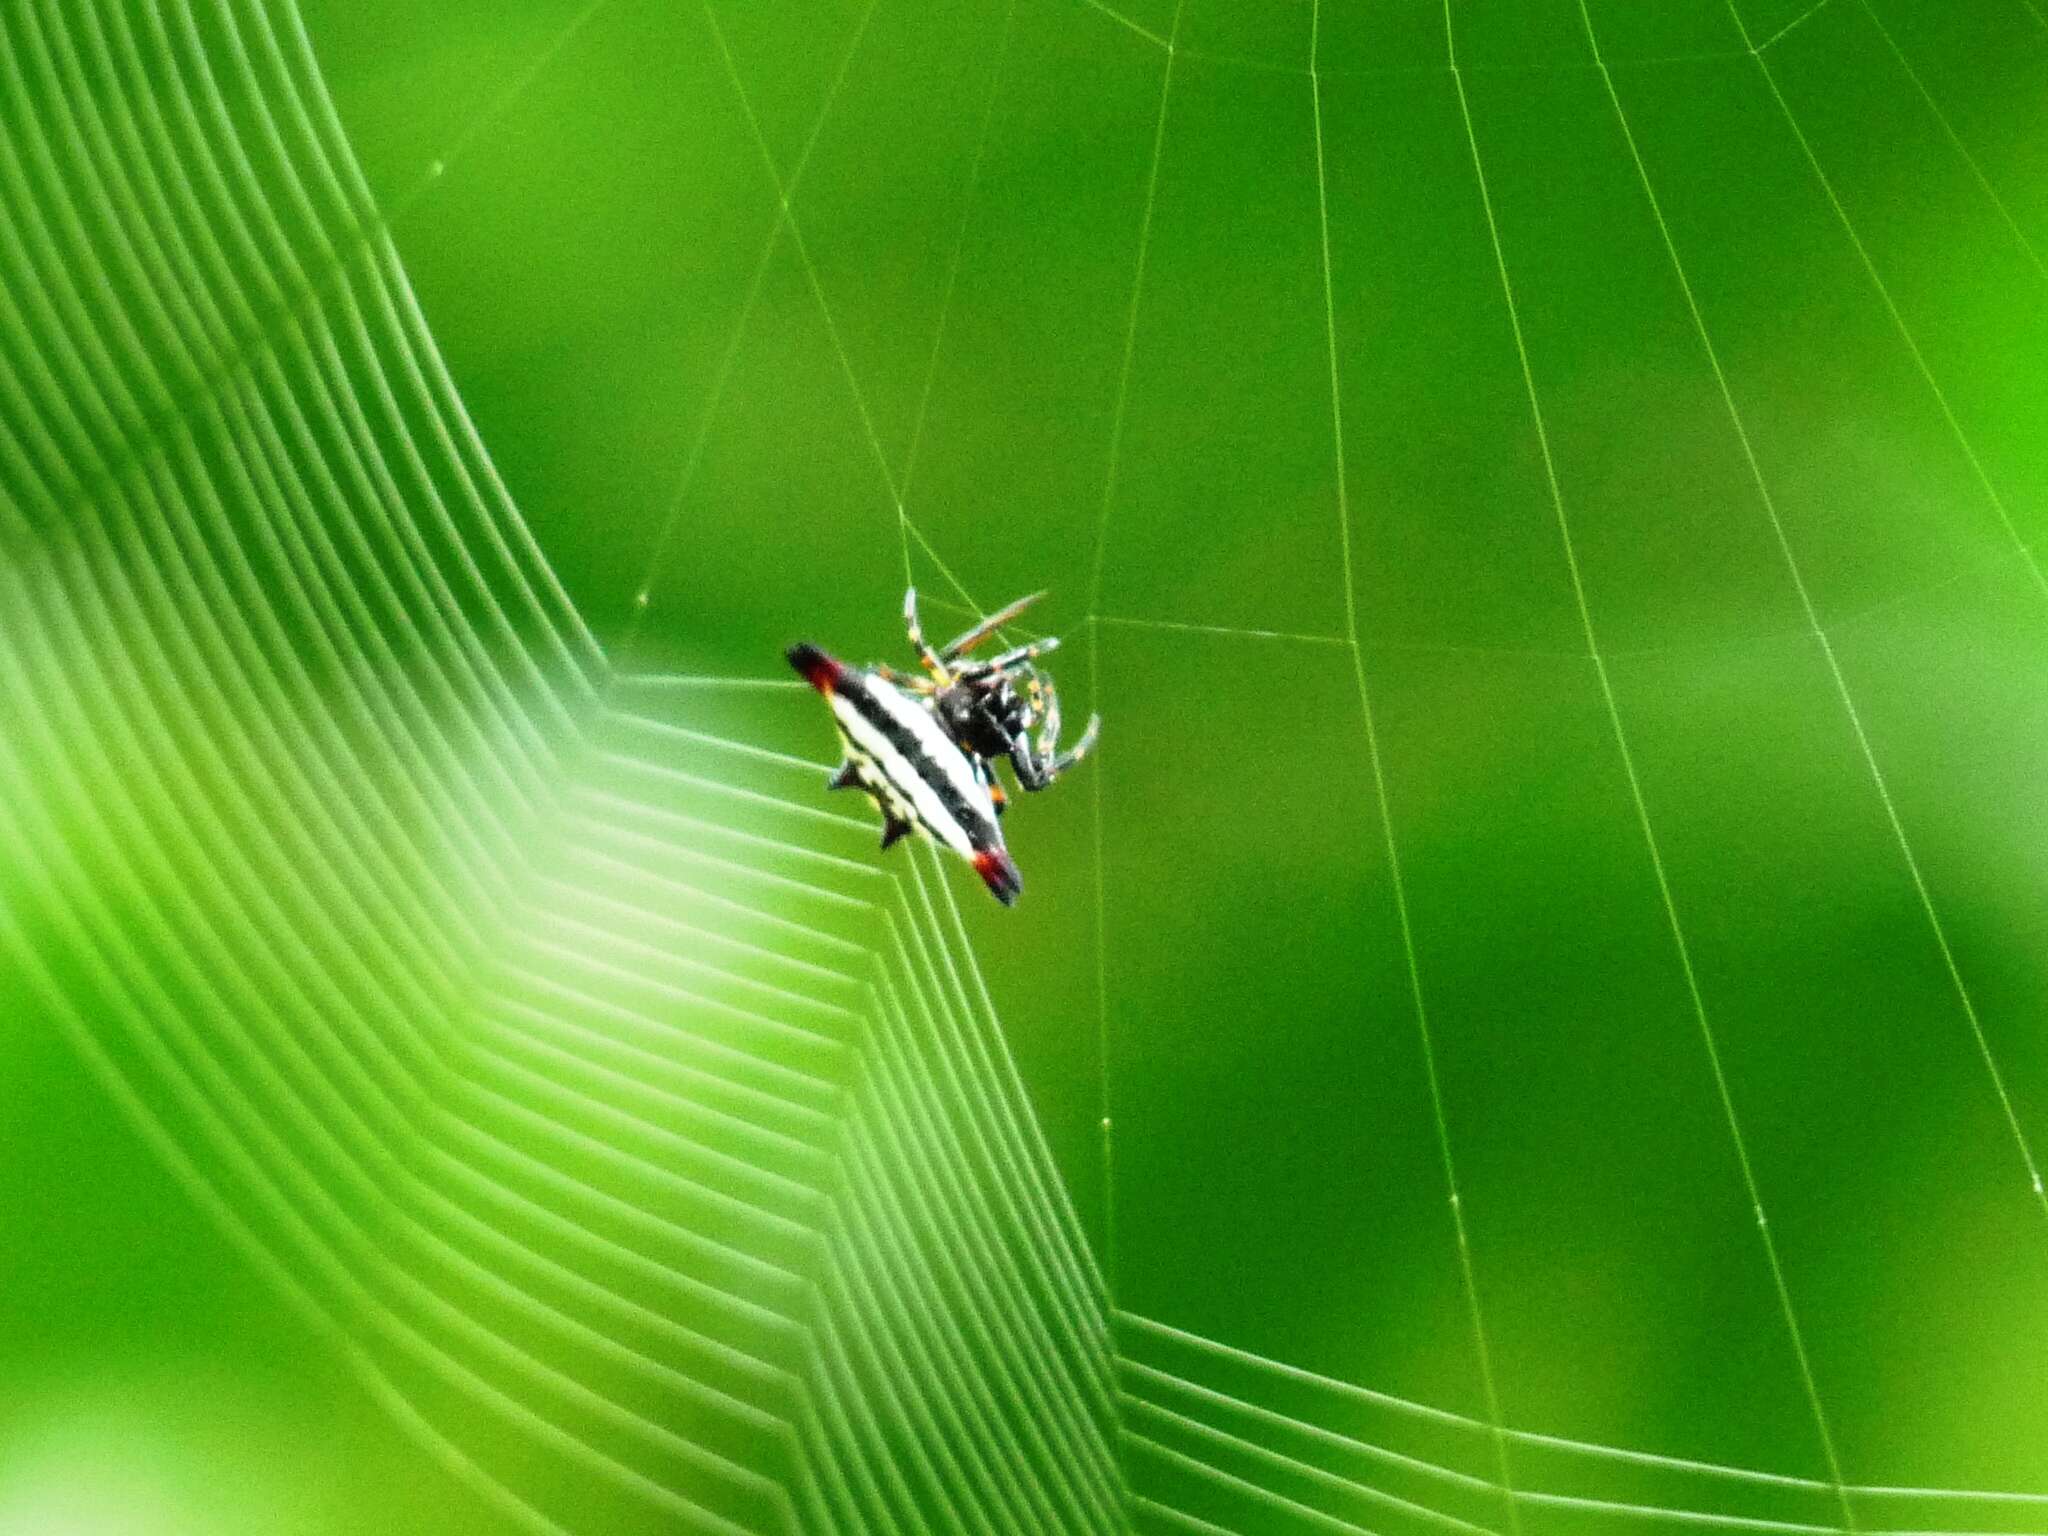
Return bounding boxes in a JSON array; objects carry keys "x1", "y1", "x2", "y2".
[{"x1": 788, "y1": 589, "x2": 1099, "y2": 905}]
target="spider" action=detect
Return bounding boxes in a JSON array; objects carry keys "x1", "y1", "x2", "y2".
[{"x1": 786, "y1": 587, "x2": 1099, "y2": 905}]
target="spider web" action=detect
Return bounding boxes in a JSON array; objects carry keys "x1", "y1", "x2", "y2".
[{"x1": 4, "y1": 1, "x2": 2048, "y2": 1534}]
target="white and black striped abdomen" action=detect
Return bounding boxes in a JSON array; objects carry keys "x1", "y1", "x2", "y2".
[{"x1": 788, "y1": 643, "x2": 1023, "y2": 904}]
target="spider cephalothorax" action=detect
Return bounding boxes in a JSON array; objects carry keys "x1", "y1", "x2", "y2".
[
  {"x1": 786, "y1": 587, "x2": 1100, "y2": 905},
  {"x1": 890, "y1": 587, "x2": 1100, "y2": 799}
]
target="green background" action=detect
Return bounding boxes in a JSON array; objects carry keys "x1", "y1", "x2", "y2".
[{"x1": 6, "y1": 0, "x2": 2048, "y2": 1529}]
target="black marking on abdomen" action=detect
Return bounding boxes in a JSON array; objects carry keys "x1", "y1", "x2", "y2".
[{"x1": 834, "y1": 670, "x2": 1000, "y2": 849}]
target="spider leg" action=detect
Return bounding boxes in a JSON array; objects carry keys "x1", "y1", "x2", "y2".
[
  {"x1": 982, "y1": 634, "x2": 1060, "y2": 672},
  {"x1": 971, "y1": 756, "x2": 1010, "y2": 817},
  {"x1": 1025, "y1": 671, "x2": 1099, "y2": 783},
  {"x1": 1008, "y1": 740, "x2": 1053, "y2": 792},
  {"x1": 902, "y1": 586, "x2": 953, "y2": 685},
  {"x1": 1000, "y1": 671, "x2": 1057, "y2": 792},
  {"x1": 938, "y1": 589, "x2": 1046, "y2": 660},
  {"x1": 872, "y1": 662, "x2": 938, "y2": 695},
  {"x1": 1047, "y1": 713, "x2": 1101, "y2": 777},
  {"x1": 1033, "y1": 673, "x2": 1061, "y2": 758}
]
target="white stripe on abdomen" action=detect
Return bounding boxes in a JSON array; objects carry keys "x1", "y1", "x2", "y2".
[
  {"x1": 830, "y1": 693, "x2": 980, "y2": 857},
  {"x1": 864, "y1": 681, "x2": 994, "y2": 813}
]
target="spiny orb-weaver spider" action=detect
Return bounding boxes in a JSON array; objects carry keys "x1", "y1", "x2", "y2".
[{"x1": 787, "y1": 588, "x2": 1100, "y2": 906}]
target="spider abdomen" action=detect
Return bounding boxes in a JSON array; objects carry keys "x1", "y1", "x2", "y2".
[{"x1": 788, "y1": 643, "x2": 1023, "y2": 904}]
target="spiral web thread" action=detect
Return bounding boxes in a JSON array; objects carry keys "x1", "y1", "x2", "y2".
[{"x1": 1, "y1": 2, "x2": 2046, "y2": 1534}]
